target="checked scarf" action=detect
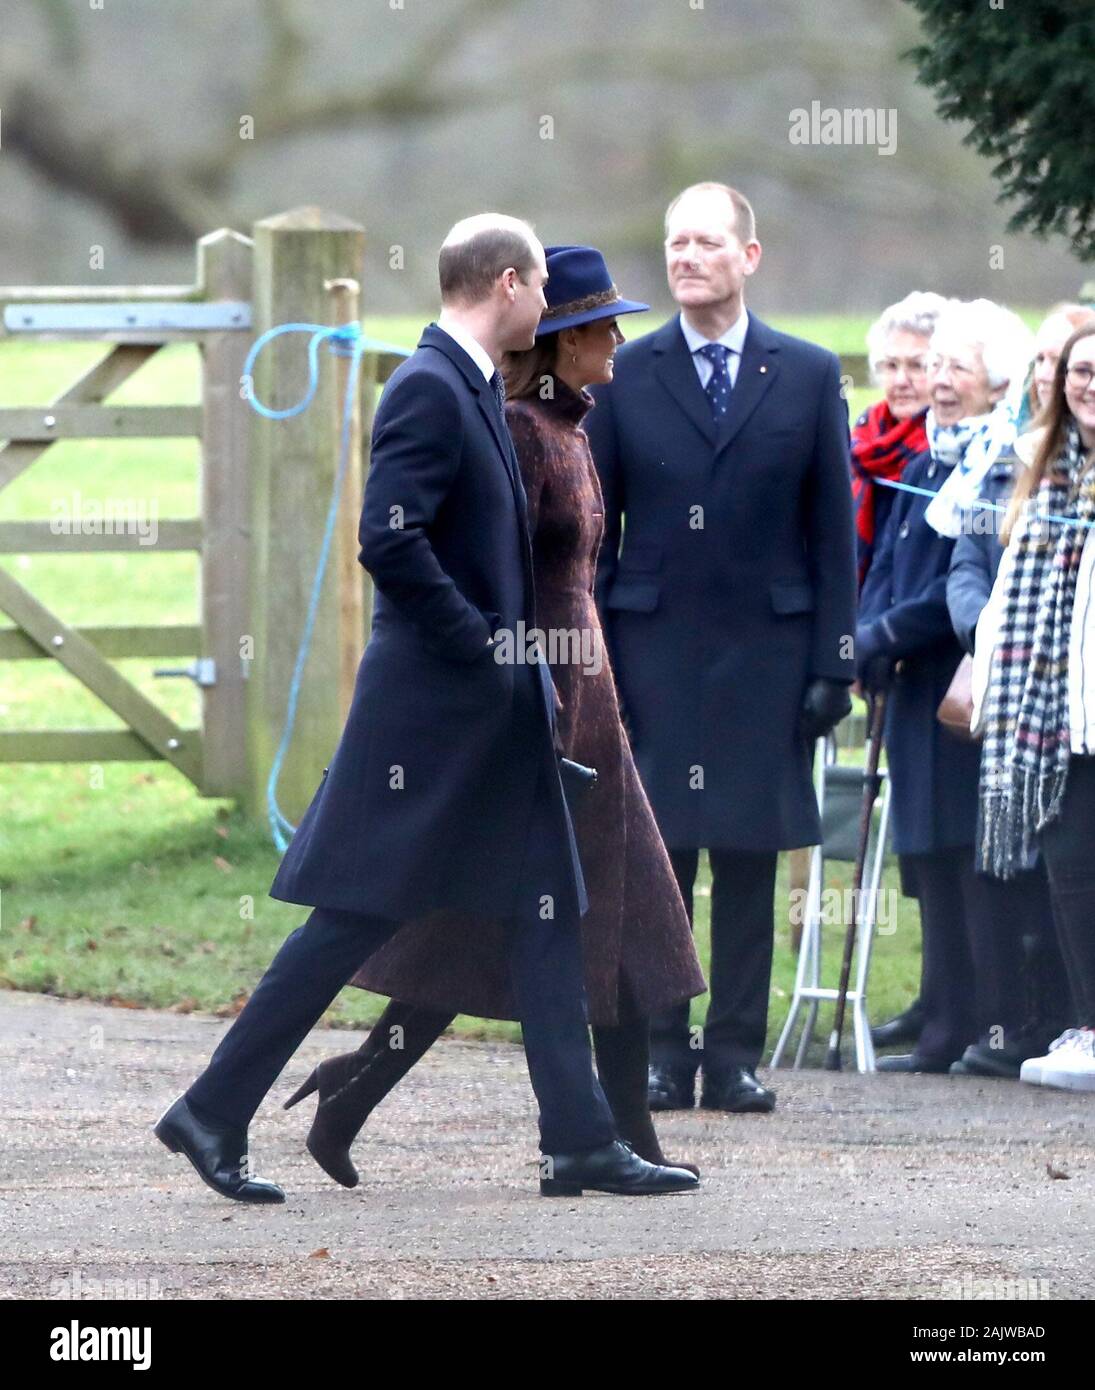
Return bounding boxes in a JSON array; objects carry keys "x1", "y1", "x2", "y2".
[
  {"x1": 978, "y1": 422, "x2": 1095, "y2": 878},
  {"x1": 850, "y1": 400, "x2": 929, "y2": 588}
]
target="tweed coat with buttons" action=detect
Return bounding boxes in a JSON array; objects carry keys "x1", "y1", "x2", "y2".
[{"x1": 351, "y1": 373, "x2": 707, "y2": 1026}]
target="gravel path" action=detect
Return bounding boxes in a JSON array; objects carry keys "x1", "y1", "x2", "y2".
[{"x1": 1, "y1": 990, "x2": 1090, "y2": 1299}]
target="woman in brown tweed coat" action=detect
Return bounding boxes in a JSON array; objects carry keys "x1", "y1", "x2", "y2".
[{"x1": 284, "y1": 247, "x2": 706, "y2": 1186}]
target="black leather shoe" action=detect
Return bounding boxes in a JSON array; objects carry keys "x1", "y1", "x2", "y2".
[
  {"x1": 541, "y1": 1140, "x2": 699, "y2": 1196},
  {"x1": 870, "y1": 1000, "x2": 925, "y2": 1049},
  {"x1": 875, "y1": 1053, "x2": 953, "y2": 1074},
  {"x1": 700, "y1": 1067, "x2": 776, "y2": 1113},
  {"x1": 647, "y1": 1065, "x2": 696, "y2": 1112},
  {"x1": 153, "y1": 1096, "x2": 285, "y2": 1204},
  {"x1": 951, "y1": 1036, "x2": 1041, "y2": 1079}
]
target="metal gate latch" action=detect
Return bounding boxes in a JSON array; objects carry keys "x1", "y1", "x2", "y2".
[{"x1": 153, "y1": 658, "x2": 217, "y2": 687}]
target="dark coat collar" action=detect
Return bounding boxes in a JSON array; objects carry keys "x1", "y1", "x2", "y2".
[
  {"x1": 651, "y1": 310, "x2": 781, "y2": 456},
  {"x1": 418, "y1": 322, "x2": 517, "y2": 484},
  {"x1": 536, "y1": 371, "x2": 595, "y2": 426}
]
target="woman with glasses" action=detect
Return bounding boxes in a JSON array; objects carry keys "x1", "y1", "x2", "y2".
[
  {"x1": 852, "y1": 293, "x2": 947, "y2": 1052},
  {"x1": 851, "y1": 292, "x2": 948, "y2": 592},
  {"x1": 944, "y1": 306, "x2": 1095, "y2": 1077},
  {"x1": 857, "y1": 298, "x2": 1033, "y2": 1073},
  {"x1": 972, "y1": 322, "x2": 1095, "y2": 1091}
]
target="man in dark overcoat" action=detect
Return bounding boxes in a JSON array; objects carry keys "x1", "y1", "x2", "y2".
[
  {"x1": 585, "y1": 183, "x2": 857, "y2": 1113},
  {"x1": 154, "y1": 214, "x2": 697, "y2": 1201}
]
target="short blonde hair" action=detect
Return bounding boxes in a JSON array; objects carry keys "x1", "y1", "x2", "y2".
[{"x1": 665, "y1": 183, "x2": 756, "y2": 245}]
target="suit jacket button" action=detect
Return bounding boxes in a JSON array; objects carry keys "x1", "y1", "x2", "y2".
[{"x1": 898, "y1": 521, "x2": 910, "y2": 538}]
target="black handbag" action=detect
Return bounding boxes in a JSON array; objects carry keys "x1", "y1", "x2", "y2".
[{"x1": 558, "y1": 756, "x2": 598, "y2": 803}]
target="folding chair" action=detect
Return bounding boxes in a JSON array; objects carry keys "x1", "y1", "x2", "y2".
[{"x1": 770, "y1": 732, "x2": 893, "y2": 1074}]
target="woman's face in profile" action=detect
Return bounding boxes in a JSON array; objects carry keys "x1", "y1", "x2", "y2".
[{"x1": 568, "y1": 317, "x2": 625, "y2": 387}]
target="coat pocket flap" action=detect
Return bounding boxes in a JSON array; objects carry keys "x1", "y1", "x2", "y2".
[
  {"x1": 769, "y1": 581, "x2": 815, "y2": 614},
  {"x1": 605, "y1": 579, "x2": 661, "y2": 613},
  {"x1": 618, "y1": 541, "x2": 663, "y2": 573}
]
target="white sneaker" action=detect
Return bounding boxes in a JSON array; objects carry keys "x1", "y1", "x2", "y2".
[{"x1": 1020, "y1": 1028, "x2": 1095, "y2": 1091}]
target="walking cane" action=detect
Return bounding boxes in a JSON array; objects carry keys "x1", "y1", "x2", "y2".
[{"x1": 824, "y1": 682, "x2": 888, "y2": 1071}]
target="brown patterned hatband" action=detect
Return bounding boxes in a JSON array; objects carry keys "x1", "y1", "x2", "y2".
[{"x1": 539, "y1": 286, "x2": 621, "y2": 320}]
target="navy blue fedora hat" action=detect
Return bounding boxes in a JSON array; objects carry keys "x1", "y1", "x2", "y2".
[{"x1": 535, "y1": 244, "x2": 649, "y2": 336}]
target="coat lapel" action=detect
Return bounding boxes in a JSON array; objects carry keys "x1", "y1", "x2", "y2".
[
  {"x1": 419, "y1": 324, "x2": 521, "y2": 492},
  {"x1": 418, "y1": 323, "x2": 535, "y2": 598},
  {"x1": 650, "y1": 312, "x2": 781, "y2": 459},
  {"x1": 651, "y1": 316, "x2": 717, "y2": 449},
  {"x1": 713, "y1": 315, "x2": 781, "y2": 457}
]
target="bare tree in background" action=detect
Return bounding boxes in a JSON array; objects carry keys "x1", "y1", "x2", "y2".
[{"x1": 3, "y1": 0, "x2": 900, "y2": 246}]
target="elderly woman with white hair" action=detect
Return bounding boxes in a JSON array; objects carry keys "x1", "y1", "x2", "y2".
[
  {"x1": 852, "y1": 291, "x2": 948, "y2": 590},
  {"x1": 856, "y1": 298, "x2": 1034, "y2": 1073},
  {"x1": 855, "y1": 292, "x2": 946, "y2": 1054}
]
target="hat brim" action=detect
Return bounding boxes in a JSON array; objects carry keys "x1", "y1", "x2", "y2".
[{"x1": 535, "y1": 298, "x2": 650, "y2": 337}]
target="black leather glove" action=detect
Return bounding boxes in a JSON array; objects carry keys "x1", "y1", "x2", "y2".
[
  {"x1": 860, "y1": 654, "x2": 896, "y2": 695},
  {"x1": 798, "y1": 677, "x2": 853, "y2": 743}
]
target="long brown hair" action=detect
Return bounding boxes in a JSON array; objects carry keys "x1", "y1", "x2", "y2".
[
  {"x1": 500, "y1": 330, "x2": 562, "y2": 402},
  {"x1": 1003, "y1": 321, "x2": 1095, "y2": 545}
]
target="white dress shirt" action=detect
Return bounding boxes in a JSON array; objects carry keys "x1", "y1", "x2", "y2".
[
  {"x1": 435, "y1": 312, "x2": 496, "y2": 383},
  {"x1": 680, "y1": 308, "x2": 749, "y2": 392}
]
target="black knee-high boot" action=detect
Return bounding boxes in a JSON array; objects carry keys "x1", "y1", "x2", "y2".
[
  {"x1": 284, "y1": 999, "x2": 455, "y2": 1188},
  {"x1": 592, "y1": 1013, "x2": 700, "y2": 1177}
]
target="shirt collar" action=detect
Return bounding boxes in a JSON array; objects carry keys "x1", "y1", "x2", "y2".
[
  {"x1": 679, "y1": 307, "x2": 750, "y2": 360},
  {"x1": 435, "y1": 313, "x2": 496, "y2": 383}
]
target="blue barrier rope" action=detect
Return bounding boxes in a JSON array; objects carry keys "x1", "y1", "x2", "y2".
[
  {"x1": 241, "y1": 321, "x2": 410, "y2": 850},
  {"x1": 872, "y1": 474, "x2": 1095, "y2": 530}
]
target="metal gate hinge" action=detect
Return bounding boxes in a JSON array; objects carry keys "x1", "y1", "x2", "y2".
[{"x1": 153, "y1": 658, "x2": 217, "y2": 687}]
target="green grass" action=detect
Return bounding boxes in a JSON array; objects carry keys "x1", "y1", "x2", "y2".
[{"x1": 0, "y1": 322, "x2": 921, "y2": 1055}]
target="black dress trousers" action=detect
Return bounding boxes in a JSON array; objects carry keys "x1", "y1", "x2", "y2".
[
  {"x1": 650, "y1": 846, "x2": 779, "y2": 1076},
  {"x1": 1038, "y1": 754, "x2": 1095, "y2": 1026},
  {"x1": 186, "y1": 754, "x2": 616, "y2": 1156}
]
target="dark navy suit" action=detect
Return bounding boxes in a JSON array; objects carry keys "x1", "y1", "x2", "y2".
[
  {"x1": 585, "y1": 311, "x2": 856, "y2": 1077},
  {"x1": 187, "y1": 324, "x2": 615, "y2": 1154}
]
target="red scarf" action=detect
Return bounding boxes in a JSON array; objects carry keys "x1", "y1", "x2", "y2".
[{"x1": 851, "y1": 399, "x2": 929, "y2": 587}]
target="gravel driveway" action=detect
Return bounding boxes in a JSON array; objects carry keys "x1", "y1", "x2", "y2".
[{"x1": 1, "y1": 990, "x2": 1089, "y2": 1300}]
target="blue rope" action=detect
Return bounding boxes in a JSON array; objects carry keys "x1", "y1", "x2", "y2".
[
  {"x1": 873, "y1": 474, "x2": 1095, "y2": 530},
  {"x1": 241, "y1": 321, "x2": 410, "y2": 850}
]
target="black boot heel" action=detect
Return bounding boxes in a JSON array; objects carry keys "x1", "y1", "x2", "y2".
[{"x1": 283, "y1": 1070, "x2": 319, "y2": 1110}]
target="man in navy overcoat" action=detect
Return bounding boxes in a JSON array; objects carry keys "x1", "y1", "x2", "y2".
[
  {"x1": 154, "y1": 215, "x2": 696, "y2": 1202},
  {"x1": 585, "y1": 184, "x2": 856, "y2": 1113}
]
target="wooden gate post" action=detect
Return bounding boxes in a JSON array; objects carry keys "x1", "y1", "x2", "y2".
[
  {"x1": 199, "y1": 227, "x2": 254, "y2": 797},
  {"x1": 324, "y1": 275, "x2": 366, "y2": 727},
  {"x1": 245, "y1": 207, "x2": 366, "y2": 825}
]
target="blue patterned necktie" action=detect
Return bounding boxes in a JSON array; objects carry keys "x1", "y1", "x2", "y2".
[
  {"x1": 490, "y1": 369, "x2": 507, "y2": 419},
  {"x1": 698, "y1": 343, "x2": 733, "y2": 419}
]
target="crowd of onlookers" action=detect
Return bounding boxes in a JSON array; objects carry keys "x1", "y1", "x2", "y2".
[{"x1": 851, "y1": 292, "x2": 1095, "y2": 1092}]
